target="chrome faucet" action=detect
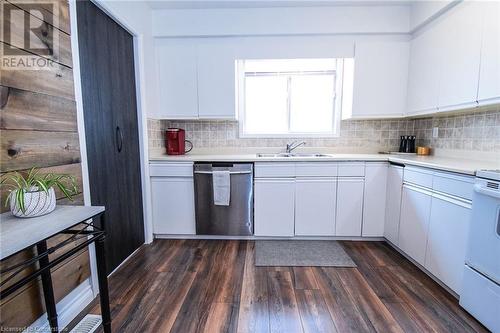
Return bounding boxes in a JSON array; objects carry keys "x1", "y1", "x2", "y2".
[{"x1": 286, "y1": 141, "x2": 306, "y2": 154}]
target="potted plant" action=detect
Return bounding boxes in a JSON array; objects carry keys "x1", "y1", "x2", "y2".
[{"x1": 1, "y1": 167, "x2": 78, "y2": 218}]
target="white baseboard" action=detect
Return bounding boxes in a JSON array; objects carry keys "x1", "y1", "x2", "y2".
[
  {"x1": 28, "y1": 279, "x2": 95, "y2": 332},
  {"x1": 108, "y1": 245, "x2": 142, "y2": 277},
  {"x1": 154, "y1": 234, "x2": 385, "y2": 241}
]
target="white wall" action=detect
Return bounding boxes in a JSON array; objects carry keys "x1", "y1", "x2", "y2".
[
  {"x1": 97, "y1": 0, "x2": 159, "y2": 115},
  {"x1": 152, "y1": 5, "x2": 411, "y2": 37}
]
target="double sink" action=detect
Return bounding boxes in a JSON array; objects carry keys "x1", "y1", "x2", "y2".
[{"x1": 256, "y1": 153, "x2": 331, "y2": 158}]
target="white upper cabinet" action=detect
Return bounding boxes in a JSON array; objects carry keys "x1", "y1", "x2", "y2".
[
  {"x1": 477, "y1": 1, "x2": 500, "y2": 106},
  {"x1": 347, "y1": 40, "x2": 409, "y2": 119},
  {"x1": 406, "y1": 24, "x2": 441, "y2": 115},
  {"x1": 406, "y1": 2, "x2": 489, "y2": 115},
  {"x1": 155, "y1": 38, "x2": 237, "y2": 120},
  {"x1": 436, "y1": 1, "x2": 482, "y2": 110},
  {"x1": 156, "y1": 39, "x2": 199, "y2": 119},
  {"x1": 197, "y1": 39, "x2": 237, "y2": 119}
]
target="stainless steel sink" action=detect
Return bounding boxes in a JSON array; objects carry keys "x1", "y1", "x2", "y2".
[
  {"x1": 293, "y1": 153, "x2": 330, "y2": 157},
  {"x1": 256, "y1": 153, "x2": 330, "y2": 158}
]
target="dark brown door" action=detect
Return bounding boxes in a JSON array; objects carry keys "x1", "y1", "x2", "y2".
[{"x1": 76, "y1": 0, "x2": 145, "y2": 274}]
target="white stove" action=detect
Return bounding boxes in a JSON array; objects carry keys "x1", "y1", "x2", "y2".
[{"x1": 459, "y1": 170, "x2": 500, "y2": 332}]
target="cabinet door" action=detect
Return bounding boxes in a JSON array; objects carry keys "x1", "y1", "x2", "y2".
[
  {"x1": 478, "y1": 1, "x2": 500, "y2": 105},
  {"x1": 295, "y1": 178, "x2": 336, "y2": 236},
  {"x1": 156, "y1": 39, "x2": 199, "y2": 119},
  {"x1": 384, "y1": 165, "x2": 403, "y2": 245},
  {"x1": 197, "y1": 39, "x2": 237, "y2": 119},
  {"x1": 349, "y1": 41, "x2": 409, "y2": 119},
  {"x1": 406, "y1": 24, "x2": 441, "y2": 114},
  {"x1": 336, "y1": 178, "x2": 364, "y2": 237},
  {"x1": 399, "y1": 185, "x2": 432, "y2": 265},
  {"x1": 151, "y1": 177, "x2": 196, "y2": 235},
  {"x1": 425, "y1": 194, "x2": 471, "y2": 294},
  {"x1": 254, "y1": 178, "x2": 295, "y2": 237},
  {"x1": 363, "y1": 163, "x2": 388, "y2": 237},
  {"x1": 436, "y1": 2, "x2": 482, "y2": 109}
]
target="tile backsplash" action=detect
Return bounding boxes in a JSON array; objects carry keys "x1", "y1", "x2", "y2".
[
  {"x1": 148, "y1": 106, "x2": 500, "y2": 153},
  {"x1": 414, "y1": 108, "x2": 500, "y2": 152}
]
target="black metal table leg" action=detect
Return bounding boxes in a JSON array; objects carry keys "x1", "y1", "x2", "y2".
[
  {"x1": 95, "y1": 214, "x2": 112, "y2": 333},
  {"x1": 36, "y1": 240, "x2": 58, "y2": 332}
]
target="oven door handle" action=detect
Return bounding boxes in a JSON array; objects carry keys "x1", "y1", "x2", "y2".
[
  {"x1": 474, "y1": 184, "x2": 500, "y2": 199},
  {"x1": 497, "y1": 208, "x2": 500, "y2": 238}
]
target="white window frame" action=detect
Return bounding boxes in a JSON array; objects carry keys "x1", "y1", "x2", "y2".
[{"x1": 237, "y1": 59, "x2": 344, "y2": 138}]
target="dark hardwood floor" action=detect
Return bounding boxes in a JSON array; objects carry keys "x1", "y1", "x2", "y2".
[{"x1": 90, "y1": 240, "x2": 488, "y2": 333}]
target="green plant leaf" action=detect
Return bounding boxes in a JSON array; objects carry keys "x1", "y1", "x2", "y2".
[
  {"x1": 17, "y1": 188, "x2": 26, "y2": 213},
  {"x1": 1, "y1": 167, "x2": 79, "y2": 211},
  {"x1": 34, "y1": 179, "x2": 49, "y2": 193}
]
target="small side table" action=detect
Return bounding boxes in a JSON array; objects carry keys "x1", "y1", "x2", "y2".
[{"x1": 0, "y1": 206, "x2": 111, "y2": 333}]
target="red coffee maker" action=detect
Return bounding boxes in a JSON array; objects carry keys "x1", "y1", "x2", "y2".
[{"x1": 166, "y1": 128, "x2": 193, "y2": 155}]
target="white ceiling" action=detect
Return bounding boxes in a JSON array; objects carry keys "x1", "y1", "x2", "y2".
[{"x1": 146, "y1": 0, "x2": 414, "y2": 10}]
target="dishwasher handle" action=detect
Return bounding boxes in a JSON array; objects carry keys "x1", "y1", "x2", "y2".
[{"x1": 194, "y1": 170, "x2": 252, "y2": 175}]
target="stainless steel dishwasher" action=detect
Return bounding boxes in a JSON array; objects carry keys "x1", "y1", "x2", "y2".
[{"x1": 194, "y1": 163, "x2": 254, "y2": 236}]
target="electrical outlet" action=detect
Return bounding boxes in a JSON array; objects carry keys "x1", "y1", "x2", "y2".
[{"x1": 432, "y1": 127, "x2": 439, "y2": 138}]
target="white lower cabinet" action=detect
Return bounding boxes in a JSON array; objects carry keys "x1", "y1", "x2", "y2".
[
  {"x1": 399, "y1": 184, "x2": 432, "y2": 266},
  {"x1": 362, "y1": 163, "x2": 388, "y2": 237},
  {"x1": 384, "y1": 165, "x2": 404, "y2": 245},
  {"x1": 151, "y1": 177, "x2": 196, "y2": 235},
  {"x1": 336, "y1": 178, "x2": 365, "y2": 237},
  {"x1": 295, "y1": 177, "x2": 337, "y2": 236},
  {"x1": 254, "y1": 178, "x2": 295, "y2": 237},
  {"x1": 425, "y1": 193, "x2": 471, "y2": 294}
]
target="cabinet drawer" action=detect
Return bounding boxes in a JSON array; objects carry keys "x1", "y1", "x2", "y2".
[
  {"x1": 338, "y1": 162, "x2": 365, "y2": 177},
  {"x1": 255, "y1": 162, "x2": 295, "y2": 178},
  {"x1": 295, "y1": 162, "x2": 337, "y2": 177},
  {"x1": 432, "y1": 171, "x2": 474, "y2": 201},
  {"x1": 460, "y1": 266, "x2": 500, "y2": 333},
  {"x1": 150, "y1": 162, "x2": 194, "y2": 177},
  {"x1": 403, "y1": 166, "x2": 433, "y2": 188}
]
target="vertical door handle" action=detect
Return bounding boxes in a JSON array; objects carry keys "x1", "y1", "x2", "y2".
[
  {"x1": 116, "y1": 126, "x2": 123, "y2": 153},
  {"x1": 496, "y1": 207, "x2": 500, "y2": 237}
]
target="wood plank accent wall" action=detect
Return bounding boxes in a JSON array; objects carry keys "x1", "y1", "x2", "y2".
[{"x1": 0, "y1": 0, "x2": 91, "y2": 329}]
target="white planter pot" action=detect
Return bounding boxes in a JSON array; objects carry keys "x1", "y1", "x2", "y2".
[{"x1": 10, "y1": 187, "x2": 56, "y2": 218}]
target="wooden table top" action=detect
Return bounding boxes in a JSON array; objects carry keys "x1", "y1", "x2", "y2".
[{"x1": 0, "y1": 205, "x2": 105, "y2": 260}]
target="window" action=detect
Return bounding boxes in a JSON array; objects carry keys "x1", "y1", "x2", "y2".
[{"x1": 237, "y1": 58, "x2": 348, "y2": 137}]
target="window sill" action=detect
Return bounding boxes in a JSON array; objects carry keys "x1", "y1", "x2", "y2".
[{"x1": 238, "y1": 133, "x2": 340, "y2": 139}]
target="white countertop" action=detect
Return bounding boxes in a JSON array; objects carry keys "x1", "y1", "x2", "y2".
[
  {"x1": 0, "y1": 205, "x2": 105, "y2": 260},
  {"x1": 149, "y1": 149, "x2": 500, "y2": 175}
]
